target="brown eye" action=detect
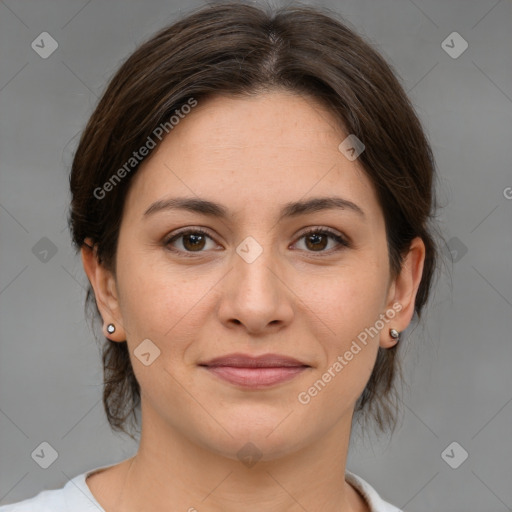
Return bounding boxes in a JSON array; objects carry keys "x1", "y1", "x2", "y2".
[
  {"x1": 304, "y1": 232, "x2": 329, "y2": 251},
  {"x1": 181, "y1": 232, "x2": 207, "y2": 251},
  {"x1": 165, "y1": 229, "x2": 217, "y2": 255},
  {"x1": 294, "y1": 228, "x2": 349, "y2": 253}
]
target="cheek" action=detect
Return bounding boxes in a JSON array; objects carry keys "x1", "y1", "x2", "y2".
[
  {"x1": 297, "y1": 278, "x2": 383, "y2": 418},
  {"x1": 117, "y1": 264, "x2": 201, "y2": 338},
  {"x1": 309, "y1": 263, "x2": 388, "y2": 335},
  {"x1": 304, "y1": 265, "x2": 388, "y2": 389},
  {"x1": 115, "y1": 249, "x2": 221, "y2": 371},
  {"x1": 114, "y1": 258, "x2": 207, "y2": 399}
]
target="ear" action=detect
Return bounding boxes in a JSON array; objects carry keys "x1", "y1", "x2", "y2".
[
  {"x1": 81, "y1": 238, "x2": 126, "y2": 342},
  {"x1": 381, "y1": 236, "x2": 426, "y2": 348}
]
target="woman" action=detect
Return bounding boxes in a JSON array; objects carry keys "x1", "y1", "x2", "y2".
[{"x1": 0, "y1": 2, "x2": 438, "y2": 511}]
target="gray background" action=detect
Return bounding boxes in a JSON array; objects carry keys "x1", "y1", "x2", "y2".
[{"x1": 1, "y1": 0, "x2": 511, "y2": 510}]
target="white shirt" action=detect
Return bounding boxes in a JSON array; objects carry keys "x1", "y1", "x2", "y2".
[{"x1": 0, "y1": 463, "x2": 403, "y2": 512}]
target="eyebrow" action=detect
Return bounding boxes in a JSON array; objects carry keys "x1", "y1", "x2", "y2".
[{"x1": 143, "y1": 196, "x2": 365, "y2": 221}]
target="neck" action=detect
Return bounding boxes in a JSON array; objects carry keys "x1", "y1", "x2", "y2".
[{"x1": 110, "y1": 403, "x2": 368, "y2": 512}]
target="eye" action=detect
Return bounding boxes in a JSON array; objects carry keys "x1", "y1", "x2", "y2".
[
  {"x1": 164, "y1": 228, "x2": 219, "y2": 256},
  {"x1": 164, "y1": 226, "x2": 350, "y2": 257},
  {"x1": 292, "y1": 227, "x2": 350, "y2": 254}
]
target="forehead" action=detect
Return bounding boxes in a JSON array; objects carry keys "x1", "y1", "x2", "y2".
[{"x1": 124, "y1": 91, "x2": 381, "y2": 223}]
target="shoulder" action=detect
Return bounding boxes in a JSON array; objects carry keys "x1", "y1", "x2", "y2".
[
  {"x1": 2, "y1": 466, "x2": 401, "y2": 512},
  {"x1": 0, "y1": 468, "x2": 106, "y2": 512},
  {"x1": 0, "y1": 487, "x2": 66, "y2": 512},
  {"x1": 346, "y1": 471, "x2": 404, "y2": 512}
]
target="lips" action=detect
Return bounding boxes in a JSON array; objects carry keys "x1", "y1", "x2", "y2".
[
  {"x1": 199, "y1": 353, "x2": 309, "y2": 368},
  {"x1": 199, "y1": 353, "x2": 310, "y2": 388}
]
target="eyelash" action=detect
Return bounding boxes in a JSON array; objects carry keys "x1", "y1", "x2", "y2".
[{"x1": 163, "y1": 227, "x2": 350, "y2": 258}]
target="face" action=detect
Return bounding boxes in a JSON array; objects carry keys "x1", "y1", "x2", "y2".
[{"x1": 86, "y1": 91, "x2": 421, "y2": 461}]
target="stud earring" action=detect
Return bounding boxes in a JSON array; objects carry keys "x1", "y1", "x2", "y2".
[
  {"x1": 389, "y1": 328, "x2": 400, "y2": 341},
  {"x1": 107, "y1": 323, "x2": 116, "y2": 334}
]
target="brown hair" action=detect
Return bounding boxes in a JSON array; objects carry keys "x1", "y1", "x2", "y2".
[{"x1": 68, "y1": 1, "x2": 439, "y2": 438}]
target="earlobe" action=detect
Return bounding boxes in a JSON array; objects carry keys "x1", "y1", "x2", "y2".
[
  {"x1": 81, "y1": 238, "x2": 126, "y2": 342},
  {"x1": 381, "y1": 237, "x2": 426, "y2": 348}
]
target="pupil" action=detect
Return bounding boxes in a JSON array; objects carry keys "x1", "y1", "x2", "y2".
[
  {"x1": 185, "y1": 234, "x2": 204, "y2": 250},
  {"x1": 307, "y1": 233, "x2": 326, "y2": 251}
]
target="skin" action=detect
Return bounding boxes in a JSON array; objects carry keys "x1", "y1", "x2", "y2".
[{"x1": 82, "y1": 90, "x2": 425, "y2": 512}]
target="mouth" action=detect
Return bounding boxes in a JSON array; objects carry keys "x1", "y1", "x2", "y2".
[{"x1": 198, "y1": 353, "x2": 311, "y2": 388}]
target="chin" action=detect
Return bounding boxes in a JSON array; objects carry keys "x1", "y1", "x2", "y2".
[
  {"x1": 195, "y1": 408, "x2": 315, "y2": 463},
  {"x1": 204, "y1": 433, "x2": 306, "y2": 465}
]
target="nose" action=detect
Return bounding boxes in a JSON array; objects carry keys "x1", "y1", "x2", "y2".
[{"x1": 217, "y1": 239, "x2": 294, "y2": 335}]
